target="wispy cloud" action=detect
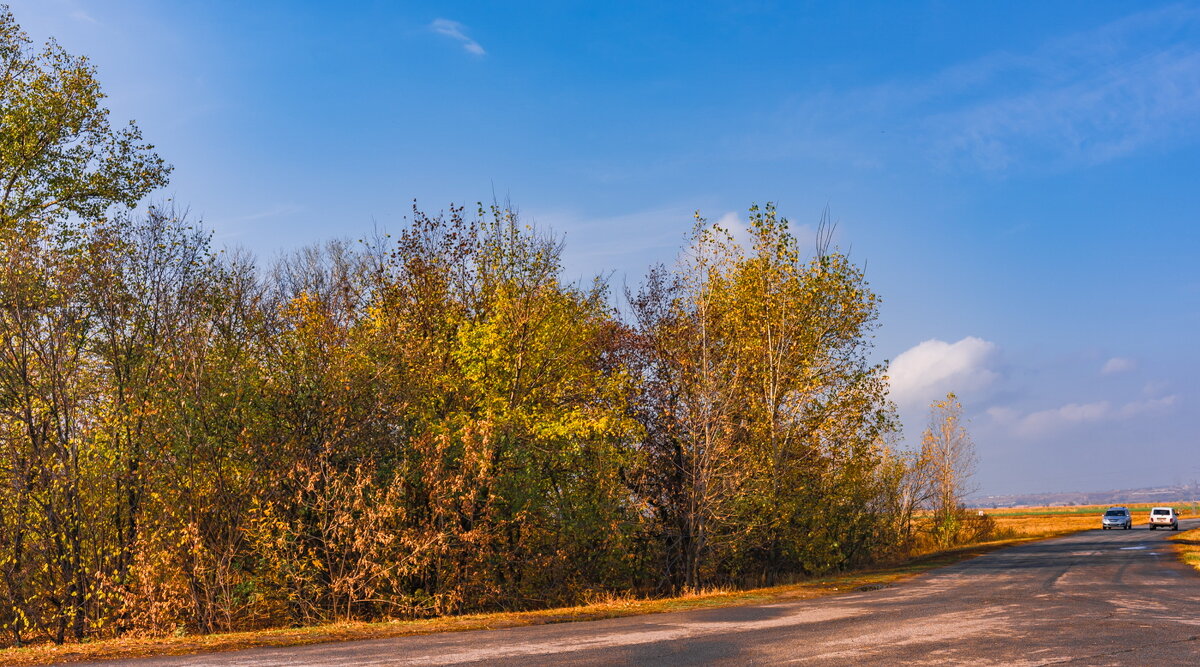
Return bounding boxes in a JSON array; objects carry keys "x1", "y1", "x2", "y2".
[
  {"x1": 989, "y1": 393, "x2": 1179, "y2": 438},
  {"x1": 534, "y1": 205, "x2": 695, "y2": 287},
  {"x1": 69, "y1": 9, "x2": 98, "y2": 24},
  {"x1": 753, "y1": 5, "x2": 1200, "y2": 173},
  {"x1": 993, "y1": 401, "x2": 1111, "y2": 438},
  {"x1": 209, "y1": 203, "x2": 306, "y2": 241},
  {"x1": 1117, "y1": 394, "x2": 1178, "y2": 419},
  {"x1": 928, "y1": 47, "x2": 1200, "y2": 171},
  {"x1": 1101, "y1": 357, "x2": 1137, "y2": 375},
  {"x1": 430, "y1": 18, "x2": 486, "y2": 56}
]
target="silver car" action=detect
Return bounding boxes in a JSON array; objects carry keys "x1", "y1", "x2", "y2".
[{"x1": 1102, "y1": 507, "x2": 1132, "y2": 530}]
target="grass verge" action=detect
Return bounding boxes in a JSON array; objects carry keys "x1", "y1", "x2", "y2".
[
  {"x1": 7, "y1": 504, "x2": 1158, "y2": 666},
  {"x1": 0, "y1": 529, "x2": 1083, "y2": 666},
  {"x1": 1169, "y1": 526, "x2": 1200, "y2": 573}
]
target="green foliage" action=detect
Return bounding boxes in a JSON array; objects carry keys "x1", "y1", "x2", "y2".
[
  {"x1": 0, "y1": 6, "x2": 932, "y2": 647},
  {"x1": 626, "y1": 204, "x2": 900, "y2": 591},
  {"x1": 0, "y1": 197, "x2": 920, "y2": 644},
  {"x1": 0, "y1": 7, "x2": 169, "y2": 232}
]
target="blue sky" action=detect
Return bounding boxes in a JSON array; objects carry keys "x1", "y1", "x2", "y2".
[{"x1": 9, "y1": 0, "x2": 1199, "y2": 496}]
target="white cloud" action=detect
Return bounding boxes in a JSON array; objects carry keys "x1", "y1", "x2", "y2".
[
  {"x1": 990, "y1": 394, "x2": 1179, "y2": 438},
  {"x1": 712, "y1": 211, "x2": 751, "y2": 249},
  {"x1": 1142, "y1": 380, "x2": 1170, "y2": 396},
  {"x1": 888, "y1": 337, "x2": 1000, "y2": 411},
  {"x1": 430, "y1": 18, "x2": 486, "y2": 56},
  {"x1": 1011, "y1": 401, "x2": 1111, "y2": 438},
  {"x1": 1117, "y1": 395, "x2": 1178, "y2": 418},
  {"x1": 1101, "y1": 357, "x2": 1137, "y2": 375}
]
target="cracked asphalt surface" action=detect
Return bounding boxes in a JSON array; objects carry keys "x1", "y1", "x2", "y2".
[{"x1": 95, "y1": 521, "x2": 1200, "y2": 666}]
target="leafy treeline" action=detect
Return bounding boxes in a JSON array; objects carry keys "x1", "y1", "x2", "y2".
[{"x1": 0, "y1": 6, "x2": 975, "y2": 646}]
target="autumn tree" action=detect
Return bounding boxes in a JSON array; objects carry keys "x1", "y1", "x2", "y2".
[
  {"x1": 370, "y1": 205, "x2": 639, "y2": 613},
  {"x1": 0, "y1": 225, "x2": 101, "y2": 644},
  {"x1": 725, "y1": 206, "x2": 895, "y2": 580},
  {"x1": 0, "y1": 6, "x2": 169, "y2": 233},
  {"x1": 919, "y1": 392, "x2": 977, "y2": 546},
  {"x1": 247, "y1": 239, "x2": 401, "y2": 624},
  {"x1": 0, "y1": 0, "x2": 917, "y2": 626},
  {"x1": 0, "y1": 197, "x2": 920, "y2": 645},
  {"x1": 84, "y1": 208, "x2": 216, "y2": 632},
  {"x1": 625, "y1": 218, "x2": 744, "y2": 591},
  {"x1": 0, "y1": 7, "x2": 169, "y2": 642},
  {"x1": 628, "y1": 205, "x2": 897, "y2": 591}
]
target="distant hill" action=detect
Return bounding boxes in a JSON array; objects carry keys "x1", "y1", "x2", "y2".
[{"x1": 974, "y1": 483, "x2": 1200, "y2": 509}]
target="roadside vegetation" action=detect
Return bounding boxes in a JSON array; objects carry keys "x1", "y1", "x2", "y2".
[
  {"x1": 1169, "y1": 524, "x2": 1200, "y2": 574},
  {"x1": 0, "y1": 6, "x2": 1184, "y2": 658},
  {"x1": 0, "y1": 512, "x2": 1100, "y2": 666},
  {"x1": 0, "y1": 555, "x2": 984, "y2": 665}
]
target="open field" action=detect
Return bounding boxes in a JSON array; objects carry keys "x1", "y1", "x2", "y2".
[
  {"x1": 986, "y1": 503, "x2": 1198, "y2": 538},
  {"x1": 8, "y1": 503, "x2": 1196, "y2": 666},
  {"x1": 982, "y1": 501, "x2": 1200, "y2": 518}
]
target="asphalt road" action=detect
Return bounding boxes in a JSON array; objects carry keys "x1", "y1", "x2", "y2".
[{"x1": 98, "y1": 521, "x2": 1200, "y2": 666}]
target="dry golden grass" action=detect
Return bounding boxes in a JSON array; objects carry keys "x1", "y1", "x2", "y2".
[
  {"x1": 1169, "y1": 527, "x2": 1200, "y2": 573},
  {"x1": 992, "y1": 510, "x2": 1142, "y2": 537},
  {"x1": 985, "y1": 503, "x2": 1199, "y2": 538},
  {"x1": 2, "y1": 503, "x2": 1189, "y2": 666}
]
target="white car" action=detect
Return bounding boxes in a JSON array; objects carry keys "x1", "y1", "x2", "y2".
[{"x1": 1148, "y1": 507, "x2": 1178, "y2": 531}]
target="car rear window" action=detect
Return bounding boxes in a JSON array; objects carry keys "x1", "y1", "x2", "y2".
[{"x1": 1152, "y1": 509, "x2": 1171, "y2": 515}]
